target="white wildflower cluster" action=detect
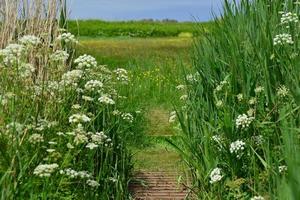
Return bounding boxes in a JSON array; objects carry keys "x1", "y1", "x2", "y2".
[
  {"x1": 86, "y1": 142, "x2": 98, "y2": 149},
  {"x1": 235, "y1": 114, "x2": 254, "y2": 129},
  {"x1": 28, "y1": 133, "x2": 44, "y2": 144},
  {"x1": 209, "y1": 167, "x2": 223, "y2": 184},
  {"x1": 176, "y1": 84, "x2": 185, "y2": 90},
  {"x1": 59, "y1": 168, "x2": 91, "y2": 179},
  {"x1": 28, "y1": 118, "x2": 58, "y2": 132},
  {"x1": 84, "y1": 80, "x2": 103, "y2": 92},
  {"x1": 72, "y1": 104, "x2": 81, "y2": 110},
  {"x1": 273, "y1": 33, "x2": 294, "y2": 45},
  {"x1": 98, "y1": 94, "x2": 115, "y2": 105},
  {"x1": 91, "y1": 131, "x2": 112, "y2": 147},
  {"x1": 112, "y1": 110, "x2": 121, "y2": 116},
  {"x1": 57, "y1": 32, "x2": 78, "y2": 44},
  {"x1": 19, "y1": 35, "x2": 41, "y2": 47},
  {"x1": 237, "y1": 93, "x2": 243, "y2": 102},
  {"x1": 186, "y1": 72, "x2": 199, "y2": 83},
  {"x1": 252, "y1": 135, "x2": 264, "y2": 145},
  {"x1": 121, "y1": 113, "x2": 134, "y2": 123},
  {"x1": 114, "y1": 68, "x2": 129, "y2": 84},
  {"x1": 50, "y1": 50, "x2": 69, "y2": 62},
  {"x1": 74, "y1": 133, "x2": 88, "y2": 145},
  {"x1": 212, "y1": 135, "x2": 222, "y2": 143},
  {"x1": 74, "y1": 54, "x2": 97, "y2": 69},
  {"x1": 86, "y1": 179, "x2": 100, "y2": 187},
  {"x1": 249, "y1": 97, "x2": 257, "y2": 105},
  {"x1": 254, "y1": 86, "x2": 264, "y2": 94},
  {"x1": 230, "y1": 140, "x2": 246, "y2": 158},
  {"x1": 216, "y1": 100, "x2": 223, "y2": 108},
  {"x1": 69, "y1": 113, "x2": 91, "y2": 124},
  {"x1": 278, "y1": 165, "x2": 288, "y2": 173},
  {"x1": 250, "y1": 196, "x2": 265, "y2": 200},
  {"x1": 61, "y1": 70, "x2": 83, "y2": 87},
  {"x1": 247, "y1": 108, "x2": 255, "y2": 117},
  {"x1": 82, "y1": 95, "x2": 94, "y2": 102},
  {"x1": 33, "y1": 163, "x2": 59, "y2": 177},
  {"x1": 214, "y1": 79, "x2": 228, "y2": 92},
  {"x1": 180, "y1": 94, "x2": 188, "y2": 101},
  {"x1": 280, "y1": 12, "x2": 298, "y2": 25},
  {"x1": 169, "y1": 111, "x2": 176, "y2": 123},
  {"x1": 6, "y1": 122, "x2": 23, "y2": 134},
  {"x1": 277, "y1": 85, "x2": 289, "y2": 98},
  {"x1": 0, "y1": 44, "x2": 25, "y2": 66},
  {"x1": 18, "y1": 63, "x2": 35, "y2": 78}
]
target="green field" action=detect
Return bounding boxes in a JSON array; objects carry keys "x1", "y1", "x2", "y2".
[
  {"x1": 77, "y1": 37, "x2": 192, "y2": 107},
  {"x1": 68, "y1": 20, "x2": 212, "y2": 37}
]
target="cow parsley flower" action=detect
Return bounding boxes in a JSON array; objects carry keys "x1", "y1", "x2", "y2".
[
  {"x1": 252, "y1": 135, "x2": 264, "y2": 145},
  {"x1": 230, "y1": 140, "x2": 246, "y2": 158},
  {"x1": 250, "y1": 196, "x2": 265, "y2": 200},
  {"x1": 236, "y1": 114, "x2": 254, "y2": 129},
  {"x1": 176, "y1": 84, "x2": 185, "y2": 90},
  {"x1": 61, "y1": 70, "x2": 83, "y2": 87},
  {"x1": 216, "y1": 100, "x2": 223, "y2": 108},
  {"x1": 19, "y1": 35, "x2": 41, "y2": 47},
  {"x1": 277, "y1": 85, "x2": 289, "y2": 97},
  {"x1": 33, "y1": 163, "x2": 59, "y2": 177},
  {"x1": 186, "y1": 72, "x2": 199, "y2": 83},
  {"x1": 18, "y1": 63, "x2": 35, "y2": 78},
  {"x1": 254, "y1": 86, "x2": 264, "y2": 94},
  {"x1": 28, "y1": 133, "x2": 44, "y2": 144},
  {"x1": 74, "y1": 134, "x2": 88, "y2": 145},
  {"x1": 98, "y1": 94, "x2": 115, "y2": 105},
  {"x1": 50, "y1": 50, "x2": 69, "y2": 62},
  {"x1": 82, "y1": 95, "x2": 94, "y2": 102},
  {"x1": 180, "y1": 94, "x2": 188, "y2": 101},
  {"x1": 249, "y1": 97, "x2": 257, "y2": 105},
  {"x1": 60, "y1": 168, "x2": 91, "y2": 179},
  {"x1": 86, "y1": 142, "x2": 98, "y2": 150},
  {"x1": 69, "y1": 113, "x2": 91, "y2": 124},
  {"x1": 280, "y1": 12, "x2": 298, "y2": 25},
  {"x1": 279, "y1": 165, "x2": 288, "y2": 173},
  {"x1": 86, "y1": 179, "x2": 100, "y2": 187},
  {"x1": 273, "y1": 33, "x2": 294, "y2": 45},
  {"x1": 84, "y1": 80, "x2": 103, "y2": 92},
  {"x1": 74, "y1": 54, "x2": 97, "y2": 69},
  {"x1": 121, "y1": 113, "x2": 134, "y2": 123},
  {"x1": 237, "y1": 93, "x2": 243, "y2": 102},
  {"x1": 114, "y1": 68, "x2": 129, "y2": 84},
  {"x1": 209, "y1": 168, "x2": 223, "y2": 184},
  {"x1": 57, "y1": 32, "x2": 78, "y2": 44},
  {"x1": 0, "y1": 44, "x2": 25, "y2": 65}
]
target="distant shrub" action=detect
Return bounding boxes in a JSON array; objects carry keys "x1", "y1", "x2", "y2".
[{"x1": 178, "y1": 32, "x2": 193, "y2": 38}]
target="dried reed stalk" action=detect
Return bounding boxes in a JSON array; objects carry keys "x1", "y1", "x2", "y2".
[{"x1": 0, "y1": 0, "x2": 67, "y2": 48}]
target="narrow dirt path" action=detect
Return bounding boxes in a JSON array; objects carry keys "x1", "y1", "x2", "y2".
[{"x1": 129, "y1": 107, "x2": 192, "y2": 200}]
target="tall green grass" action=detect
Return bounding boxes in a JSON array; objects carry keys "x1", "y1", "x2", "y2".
[{"x1": 168, "y1": 0, "x2": 300, "y2": 199}]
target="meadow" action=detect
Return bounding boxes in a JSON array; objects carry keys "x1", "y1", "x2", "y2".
[
  {"x1": 68, "y1": 20, "x2": 212, "y2": 38},
  {"x1": 1, "y1": 0, "x2": 300, "y2": 199}
]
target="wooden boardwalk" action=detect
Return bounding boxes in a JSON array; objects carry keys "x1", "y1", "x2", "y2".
[{"x1": 129, "y1": 171, "x2": 190, "y2": 200}]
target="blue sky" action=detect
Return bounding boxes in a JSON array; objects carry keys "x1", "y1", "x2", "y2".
[{"x1": 68, "y1": 0, "x2": 223, "y2": 22}]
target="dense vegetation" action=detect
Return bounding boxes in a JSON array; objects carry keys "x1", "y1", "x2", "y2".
[
  {"x1": 169, "y1": 0, "x2": 300, "y2": 199},
  {"x1": 68, "y1": 20, "x2": 212, "y2": 38}
]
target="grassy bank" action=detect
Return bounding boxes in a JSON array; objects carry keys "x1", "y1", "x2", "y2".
[{"x1": 169, "y1": 0, "x2": 300, "y2": 199}]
